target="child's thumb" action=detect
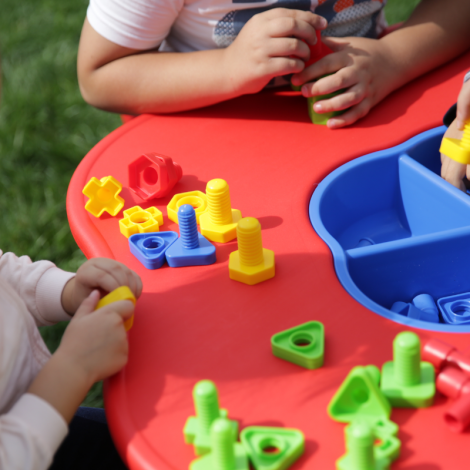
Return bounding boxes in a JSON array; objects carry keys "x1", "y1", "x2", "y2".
[{"x1": 74, "y1": 290, "x2": 100, "y2": 318}]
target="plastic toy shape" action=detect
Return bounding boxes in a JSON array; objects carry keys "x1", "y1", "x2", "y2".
[
  {"x1": 336, "y1": 420, "x2": 395, "y2": 470},
  {"x1": 271, "y1": 321, "x2": 324, "y2": 370},
  {"x1": 190, "y1": 419, "x2": 248, "y2": 470},
  {"x1": 437, "y1": 292, "x2": 470, "y2": 325},
  {"x1": 119, "y1": 206, "x2": 163, "y2": 238},
  {"x1": 391, "y1": 293, "x2": 439, "y2": 323},
  {"x1": 167, "y1": 191, "x2": 208, "y2": 225},
  {"x1": 165, "y1": 205, "x2": 216, "y2": 268},
  {"x1": 184, "y1": 380, "x2": 238, "y2": 456},
  {"x1": 128, "y1": 152, "x2": 183, "y2": 200},
  {"x1": 436, "y1": 366, "x2": 470, "y2": 432},
  {"x1": 309, "y1": 126, "x2": 470, "y2": 332},
  {"x1": 240, "y1": 426, "x2": 304, "y2": 470},
  {"x1": 328, "y1": 365, "x2": 391, "y2": 423},
  {"x1": 199, "y1": 179, "x2": 242, "y2": 243},
  {"x1": 229, "y1": 217, "x2": 275, "y2": 285},
  {"x1": 82, "y1": 176, "x2": 124, "y2": 217},
  {"x1": 96, "y1": 285, "x2": 136, "y2": 331},
  {"x1": 308, "y1": 91, "x2": 345, "y2": 126},
  {"x1": 129, "y1": 232, "x2": 178, "y2": 270},
  {"x1": 381, "y1": 332, "x2": 435, "y2": 408},
  {"x1": 440, "y1": 121, "x2": 470, "y2": 164},
  {"x1": 422, "y1": 337, "x2": 470, "y2": 375}
]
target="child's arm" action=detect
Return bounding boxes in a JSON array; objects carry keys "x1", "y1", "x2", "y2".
[
  {"x1": 291, "y1": 0, "x2": 470, "y2": 128},
  {"x1": 77, "y1": 9, "x2": 326, "y2": 114},
  {"x1": 441, "y1": 77, "x2": 470, "y2": 190}
]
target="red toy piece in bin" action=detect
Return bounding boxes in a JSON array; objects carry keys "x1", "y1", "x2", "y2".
[
  {"x1": 422, "y1": 338, "x2": 470, "y2": 376},
  {"x1": 129, "y1": 152, "x2": 183, "y2": 200},
  {"x1": 436, "y1": 366, "x2": 470, "y2": 432}
]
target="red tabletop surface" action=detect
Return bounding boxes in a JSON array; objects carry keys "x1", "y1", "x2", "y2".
[{"x1": 67, "y1": 51, "x2": 470, "y2": 470}]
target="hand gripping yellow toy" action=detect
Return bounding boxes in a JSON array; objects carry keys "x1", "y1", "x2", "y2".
[
  {"x1": 96, "y1": 285, "x2": 136, "y2": 331},
  {"x1": 440, "y1": 121, "x2": 470, "y2": 164}
]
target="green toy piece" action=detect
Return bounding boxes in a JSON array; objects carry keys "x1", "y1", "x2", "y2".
[
  {"x1": 190, "y1": 418, "x2": 249, "y2": 470},
  {"x1": 381, "y1": 332, "x2": 435, "y2": 408},
  {"x1": 328, "y1": 365, "x2": 391, "y2": 423},
  {"x1": 184, "y1": 380, "x2": 238, "y2": 455},
  {"x1": 271, "y1": 321, "x2": 324, "y2": 370},
  {"x1": 240, "y1": 426, "x2": 305, "y2": 470},
  {"x1": 336, "y1": 420, "x2": 396, "y2": 470},
  {"x1": 308, "y1": 91, "x2": 345, "y2": 125}
]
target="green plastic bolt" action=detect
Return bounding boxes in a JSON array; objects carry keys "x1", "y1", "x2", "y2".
[
  {"x1": 346, "y1": 421, "x2": 375, "y2": 470},
  {"x1": 393, "y1": 332, "x2": 421, "y2": 387},
  {"x1": 211, "y1": 419, "x2": 236, "y2": 470},
  {"x1": 194, "y1": 380, "x2": 221, "y2": 432}
]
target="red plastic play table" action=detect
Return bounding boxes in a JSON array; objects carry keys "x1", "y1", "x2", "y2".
[{"x1": 67, "y1": 51, "x2": 470, "y2": 470}]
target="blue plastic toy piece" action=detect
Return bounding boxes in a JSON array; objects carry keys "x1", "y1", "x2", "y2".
[
  {"x1": 129, "y1": 231, "x2": 178, "y2": 269},
  {"x1": 437, "y1": 292, "x2": 470, "y2": 325},
  {"x1": 309, "y1": 126, "x2": 470, "y2": 332},
  {"x1": 391, "y1": 294, "x2": 439, "y2": 323},
  {"x1": 165, "y1": 205, "x2": 216, "y2": 268}
]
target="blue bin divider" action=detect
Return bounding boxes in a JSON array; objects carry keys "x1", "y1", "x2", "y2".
[{"x1": 309, "y1": 126, "x2": 470, "y2": 332}]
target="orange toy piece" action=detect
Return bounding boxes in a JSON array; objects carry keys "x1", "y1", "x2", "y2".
[
  {"x1": 96, "y1": 285, "x2": 136, "y2": 331},
  {"x1": 128, "y1": 152, "x2": 183, "y2": 200},
  {"x1": 82, "y1": 176, "x2": 125, "y2": 217},
  {"x1": 119, "y1": 205, "x2": 164, "y2": 238}
]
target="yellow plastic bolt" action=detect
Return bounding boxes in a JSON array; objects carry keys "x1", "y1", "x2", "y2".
[
  {"x1": 199, "y1": 179, "x2": 242, "y2": 243},
  {"x1": 96, "y1": 285, "x2": 136, "y2": 331},
  {"x1": 229, "y1": 217, "x2": 275, "y2": 285},
  {"x1": 83, "y1": 176, "x2": 125, "y2": 217},
  {"x1": 119, "y1": 205, "x2": 163, "y2": 238},
  {"x1": 440, "y1": 121, "x2": 470, "y2": 164}
]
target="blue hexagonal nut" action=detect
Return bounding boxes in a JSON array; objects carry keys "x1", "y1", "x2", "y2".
[{"x1": 129, "y1": 232, "x2": 178, "y2": 269}]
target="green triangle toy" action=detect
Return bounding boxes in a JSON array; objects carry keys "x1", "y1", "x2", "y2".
[
  {"x1": 240, "y1": 426, "x2": 304, "y2": 470},
  {"x1": 328, "y1": 365, "x2": 391, "y2": 423},
  {"x1": 271, "y1": 321, "x2": 324, "y2": 370}
]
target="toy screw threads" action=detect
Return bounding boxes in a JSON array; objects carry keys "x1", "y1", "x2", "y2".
[
  {"x1": 194, "y1": 381, "x2": 221, "y2": 433},
  {"x1": 206, "y1": 179, "x2": 233, "y2": 225},
  {"x1": 394, "y1": 332, "x2": 421, "y2": 387},
  {"x1": 211, "y1": 419, "x2": 236, "y2": 470},
  {"x1": 345, "y1": 421, "x2": 375, "y2": 470},
  {"x1": 178, "y1": 205, "x2": 199, "y2": 249},
  {"x1": 237, "y1": 218, "x2": 264, "y2": 267}
]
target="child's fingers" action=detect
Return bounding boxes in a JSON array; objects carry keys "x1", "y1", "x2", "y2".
[
  {"x1": 264, "y1": 57, "x2": 306, "y2": 76},
  {"x1": 264, "y1": 9, "x2": 327, "y2": 38},
  {"x1": 313, "y1": 84, "x2": 365, "y2": 114},
  {"x1": 293, "y1": 52, "x2": 348, "y2": 87},
  {"x1": 267, "y1": 17, "x2": 319, "y2": 47},
  {"x1": 266, "y1": 38, "x2": 310, "y2": 60},
  {"x1": 456, "y1": 81, "x2": 470, "y2": 130},
  {"x1": 74, "y1": 290, "x2": 100, "y2": 318},
  {"x1": 325, "y1": 99, "x2": 371, "y2": 129},
  {"x1": 97, "y1": 300, "x2": 135, "y2": 321}
]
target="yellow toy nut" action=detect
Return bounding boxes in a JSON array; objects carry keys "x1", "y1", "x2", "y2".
[
  {"x1": 96, "y1": 285, "x2": 136, "y2": 331},
  {"x1": 440, "y1": 122, "x2": 470, "y2": 164},
  {"x1": 167, "y1": 191, "x2": 208, "y2": 224},
  {"x1": 119, "y1": 205, "x2": 163, "y2": 238},
  {"x1": 229, "y1": 217, "x2": 275, "y2": 285},
  {"x1": 199, "y1": 179, "x2": 242, "y2": 243},
  {"x1": 83, "y1": 176, "x2": 125, "y2": 217}
]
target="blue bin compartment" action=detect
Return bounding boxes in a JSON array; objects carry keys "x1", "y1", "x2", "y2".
[{"x1": 310, "y1": 127, "x2": 470, "y2": 332}]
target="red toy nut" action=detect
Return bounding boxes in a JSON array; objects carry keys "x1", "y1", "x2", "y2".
[
  {"x1": 128, "y1": 152, "x2": 183, "y2": 200},
  {"x1": 422, "y1": 338, "x2": 470, "y2": 375}
]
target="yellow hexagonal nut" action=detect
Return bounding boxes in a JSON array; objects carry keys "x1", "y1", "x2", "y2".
[
  {"x1": 167, "y1": 191, "x2": 208, "y2": 224},
  {"x1": 96, "y1": 286, "x2": 136, "y2": 331},
  {"x1": 229, "y1": 217, "x2": 275, "y2": 285},
  {"x1": 119, "y1": 205, "x2": 163, "y2": 238},
  {"x1": 199, "y1": 179, "x2": 242, "y2": 243}
]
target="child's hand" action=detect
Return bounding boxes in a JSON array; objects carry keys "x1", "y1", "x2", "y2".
[
  {"x1": 290, "y1": 36, "x2": 394, "y2": 128},
  {"x1": 223, "y1": 8, "x2": 327, "y2": 95},
  {"x1": 61, "y1": 258, "x2": 142, "y2": 315},
  {"x1": 455, "y1": 79, "x2": 470, "y2": 131},
  {"x1": 57, "y1": 290, "x2": 133, "y2": 384}
]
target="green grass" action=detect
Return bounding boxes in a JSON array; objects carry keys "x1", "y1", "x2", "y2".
[{"x1": 0, "y1": 0, "x2": 419, "y2": 408}]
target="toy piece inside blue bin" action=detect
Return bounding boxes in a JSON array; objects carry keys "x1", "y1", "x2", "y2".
[
  {"x1": 391, "y1": 294, "x2": 439, "y2": 323},
  {"x1": 309, "y1": 127, "x2": 470, "y2": 332},
  {"x1": 437, "y1": 293, "x2": 470, "y2": 325},
  {"x1": 129, "y1": 232, "x2": 178, "y2": 269}
]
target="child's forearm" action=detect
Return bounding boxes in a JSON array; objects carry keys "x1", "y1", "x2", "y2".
[
  {"x1": 379, "y1": 0, "x2": 470, "y2": 95},
  {"x1": 78, "y1": 20, "x2": 240, "y2": 115},
  {"x1": 27, "y1": 351, "x2": 93, "y2": 424}
]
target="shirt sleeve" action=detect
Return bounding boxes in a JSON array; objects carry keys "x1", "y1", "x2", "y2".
[
  {"x1": 0, "y1": 251, "x2": 75, "y2": 327},
  {"x1": 87, "y1": 0, "x2": 182, "y2": 50},
  {"x1": 0, "y1": 394, "x2": 68, "y2": 470}
]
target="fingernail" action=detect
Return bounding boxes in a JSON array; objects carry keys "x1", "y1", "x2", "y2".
[
  {"x1": 314, "y1": 103, "x2": 323, "y2": 112},
  {"x1": 320, "y1": 17, "x2": 327, "y2": 28}
]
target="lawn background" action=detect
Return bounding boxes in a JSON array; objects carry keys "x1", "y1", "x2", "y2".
[{"x1": 0, "y1": 0, "x2": 421, "y2": 407}]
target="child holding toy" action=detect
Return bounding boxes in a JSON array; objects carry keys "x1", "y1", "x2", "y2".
[
  {"x1": 77, "y1": 0, "x2": 470, "y2": 128},
  {"x1": 0, "y1": 252, "x2": 142, "y2": 470},
  {"x1": 440, "y1": 72, "x2": 470, "y2": 191}
]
